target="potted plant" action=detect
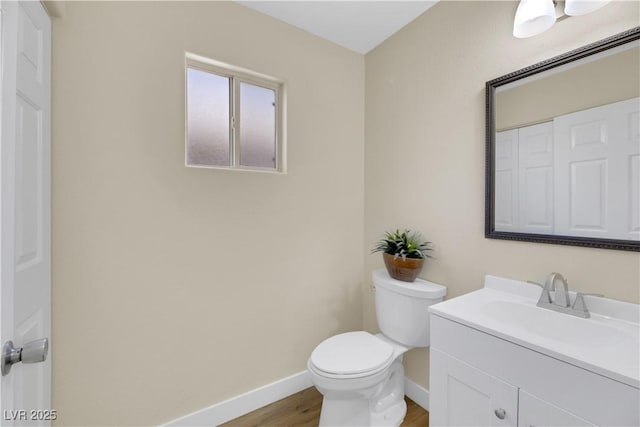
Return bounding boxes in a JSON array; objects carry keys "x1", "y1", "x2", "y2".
[{"x1": 372, "y1": 229, "x2": 432, "y2": 282}]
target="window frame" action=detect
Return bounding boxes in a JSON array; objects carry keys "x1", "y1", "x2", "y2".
[{"x1": 185, "y1": 53, "x2": 286, "y2": 173}]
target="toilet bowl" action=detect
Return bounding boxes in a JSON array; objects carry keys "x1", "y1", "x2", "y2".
[
  {"x1": 307, "y1": 269, "x2": 446, "y2": 426},
  {"x1": 308, "y1": 332, "x2": 410, "y2": 426}
]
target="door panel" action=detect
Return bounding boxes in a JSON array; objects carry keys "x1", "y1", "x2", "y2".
[
  {"x1": 495, "y1": 123, "x2": 554, "y2": 234},
  {"x1": 495, "y1": 129, "x2": 519, "y2": 231},
  {"x1": 1, "y1": 1, "x2": 51, "y2": 425},
  {"x1": 430, "y1": 349, "x2": 518, "y2": 427},
  {"x1": 554, "y1": 98, "x2": 640, "y2": 240},
  {"x1": 518, "y1": 122, "x2": 554, "y2": 234},
  {"x1": 15, "y1": 96, "x2": 43, "y2": 269}
]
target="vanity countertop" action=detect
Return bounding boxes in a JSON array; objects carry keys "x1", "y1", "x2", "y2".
[{"x1": 429, "y1": 275, "x2": 639, "y2": 389}]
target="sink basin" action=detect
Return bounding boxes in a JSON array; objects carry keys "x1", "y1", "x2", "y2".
[
  {"x1": 479, "y1": 300, "x2": 634, "y2": 347},
  {"x1": 429, "y1": 275, "x2": 640, "y2": 388}
]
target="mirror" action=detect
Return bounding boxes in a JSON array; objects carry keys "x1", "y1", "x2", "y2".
[{"x1": 486, "y1": 27, "x2": 640, "y2": 252}]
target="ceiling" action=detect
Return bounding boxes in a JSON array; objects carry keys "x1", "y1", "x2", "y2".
[{"x1": 236, "y1": 1, "x2": 439, "y2": 54}]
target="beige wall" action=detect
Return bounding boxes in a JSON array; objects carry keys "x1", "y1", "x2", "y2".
[
  {"x1": 365, "y1": 1, "x2": 640, "y2": 392},
  {"x1": 53, "y1": 1, "x2": 640, "y2": 424},
  {"x1": 496, "y1": 46, "x2": 640, "y2": 130},
  {"x1": 51, "y1": 2, "x2": 364, "y2": 425}
]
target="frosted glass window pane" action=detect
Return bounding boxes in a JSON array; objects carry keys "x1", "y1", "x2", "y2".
[
  {"x1": 187, "y1": 68, "x2": 230, "y2": 166},
  {"x1": 239, "y1": 82, "x2": 276, "y2": 168}
]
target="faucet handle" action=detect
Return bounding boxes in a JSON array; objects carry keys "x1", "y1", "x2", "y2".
[
  {"x1": 572, "y1": 293, "x2": 604, "y2": 318},
  {"x1": 529, "y1": 280, "x2": 552, "y2": 305}
]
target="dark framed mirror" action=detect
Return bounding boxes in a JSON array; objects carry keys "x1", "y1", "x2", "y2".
[{"x1": 486, "y1": 27, "x2": 640, "y2": 252}]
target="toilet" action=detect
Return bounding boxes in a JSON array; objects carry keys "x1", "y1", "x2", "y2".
[{"x1": 307, "y1": 269, "x2": 446, "y2": 427}]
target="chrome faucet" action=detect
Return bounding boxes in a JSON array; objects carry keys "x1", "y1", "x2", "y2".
[
  {"x1": 529, "y1": 273, "x2": 603, "y2": 318},
  {"x1": 544, "y1": 272, "x2": 570, "y2": 308}
]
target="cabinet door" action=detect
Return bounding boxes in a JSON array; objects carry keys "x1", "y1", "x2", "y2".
[
  {"x1": 519, "y1": 390, "x2": 596, "y2": 427},
  {"x1": 430, "y1": 349, "x2": 518, "y2": 427}
]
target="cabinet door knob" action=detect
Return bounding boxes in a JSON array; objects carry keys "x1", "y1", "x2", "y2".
[{"x1": 494, "y1": 408, "x2": 506, "y2": 420}]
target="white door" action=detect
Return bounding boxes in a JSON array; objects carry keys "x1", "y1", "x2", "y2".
[
  {"x1": 429, "y1": 349, "x2": 518, "y2": 427},
  {"x1": 554, "y1": 97, "x2": 640, "y2": 240},
  {"x1": 518, "y1": 122, "x2": 554, "y2": 234},
  {"x1": 494, "y1": 129, "x2": 519, "y2": 232},
  {"x1": 0, "y1": 1, "x2": 52, "y2": 425}
]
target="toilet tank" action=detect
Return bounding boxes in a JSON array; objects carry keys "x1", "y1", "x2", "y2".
[{"x1": 373, "y1": 269, "x2": 446, "y2": 347}]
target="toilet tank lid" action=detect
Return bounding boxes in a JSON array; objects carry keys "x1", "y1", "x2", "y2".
[{"x1": 372, "y1": 269, "x2": 446, "y2": 299}]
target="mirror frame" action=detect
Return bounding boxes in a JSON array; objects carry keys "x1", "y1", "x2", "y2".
[{"x1": 485, "y1": 27, "x2": 640, "y2": 252}]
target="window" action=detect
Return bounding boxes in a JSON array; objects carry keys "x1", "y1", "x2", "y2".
[{"x1": 185, "y1": 53, "x2": 285, "y2": 172}]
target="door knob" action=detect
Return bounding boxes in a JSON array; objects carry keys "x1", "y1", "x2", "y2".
[
  {"x1": 1, "y1": 338, "x2": 48, "y2": 376},
  {"x1": 494, "y1": 408, "x2": 506, "y2": 420}
]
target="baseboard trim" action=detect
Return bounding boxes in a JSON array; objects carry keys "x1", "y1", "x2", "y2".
[
  {"x1": 163, "y1": 371, "x2": 428, "y2": 426},
  {"x1": 163, "y1": 370, "x2": 312, "y2": 427},
  {"x1": 404, "y1": 376, "x2": 430, "y2": 411}
]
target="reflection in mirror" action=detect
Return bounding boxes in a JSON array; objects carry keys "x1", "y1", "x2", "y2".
[{"x1": 486, "y1": 28, "x2": 640, "y2": 251}]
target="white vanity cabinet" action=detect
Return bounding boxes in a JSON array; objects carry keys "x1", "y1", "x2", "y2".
[
  {"x1": 518, "y1": 390, "x2": 595, "y2": 427},
  {"x1": 430, "y1": 348, "x2": 518, "y2": 426},
  {"x1": 431, "y1": 344, "x2": 595, "y2": 427},
  {"x1": 429, "y1": 314, "x2": 638, "y2": 427}
]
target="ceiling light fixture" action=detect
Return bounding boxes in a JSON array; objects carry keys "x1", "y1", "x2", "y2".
[
  {"x1": 564, "y1": 0, "x2": 611, "y2": 16},
  {"x1": 513, "y1": 0, "x2": 557, "y2": 39},
  {"x1": 513, "y1": 0, "x2": 611, "y2": 38}
]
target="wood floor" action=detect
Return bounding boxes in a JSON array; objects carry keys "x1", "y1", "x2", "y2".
[{"x1": 221, "y1": 387, "x2": 429, "y2": 427}]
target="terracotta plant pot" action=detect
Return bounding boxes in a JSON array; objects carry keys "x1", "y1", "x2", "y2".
[{"x1": 383, "y1": 253, "x2": 424, "y2": 282}]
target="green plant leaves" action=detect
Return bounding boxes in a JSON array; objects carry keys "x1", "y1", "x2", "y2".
[{"x1": 371, "y1": 229, "x2": 432, "y2": 259}]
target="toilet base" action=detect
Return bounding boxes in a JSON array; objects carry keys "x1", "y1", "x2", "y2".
[
  {"x1": 316, "y1": 359, "x2": 407, "y2": 427},
  {"x1": 319, "y1": 397, "x2": 371, "y2": 426},
  {"x1": 318, "y1": 398, "x2": 406, "y2": 427},
  {"x1": 371, "y1": 398, "x2": 406, "y2": 427}
]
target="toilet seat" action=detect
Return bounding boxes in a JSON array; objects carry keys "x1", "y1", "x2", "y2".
[{"x1": 309, "y1": 331, "x2": 394, "y2": 379}]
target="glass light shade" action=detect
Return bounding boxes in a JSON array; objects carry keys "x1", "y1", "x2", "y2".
[
  {"x1": 564, "y1": 0, "x2": 611, "y2": 16},
  {"x1": 513, "y1": 0, "x2": 557, "y2": 39}
]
